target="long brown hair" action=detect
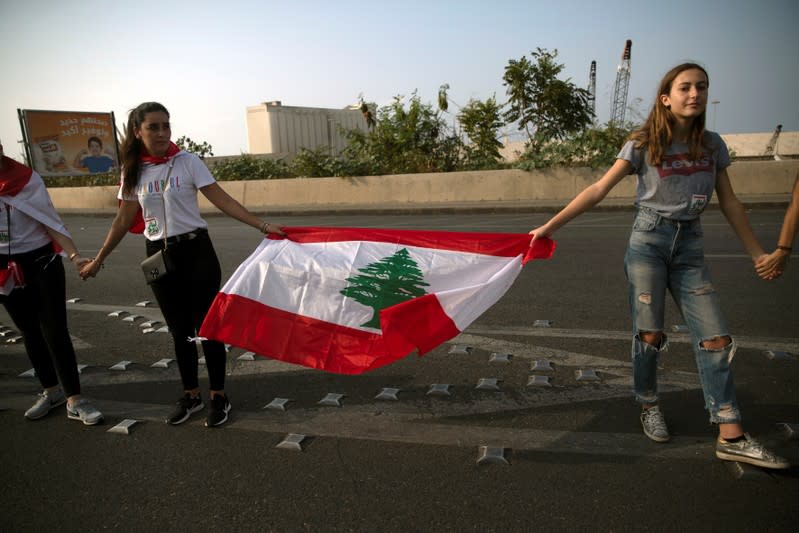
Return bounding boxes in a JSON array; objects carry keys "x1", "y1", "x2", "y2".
[
  {"x1": 628, "y1": 63, "x2": 709, "y2": 165},
  {"x1": 121, "y1": 102, "x2": 170, "y2": 195}
]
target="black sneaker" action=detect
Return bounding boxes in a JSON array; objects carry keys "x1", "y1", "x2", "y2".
[
  {"x1": 166, "y1": 393, "x2": 204, "y2": 425},
  {"x1": 205, "y1": 394, "x2": 231, "y2": 427}
]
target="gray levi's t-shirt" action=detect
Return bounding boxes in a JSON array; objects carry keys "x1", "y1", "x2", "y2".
[{"x1": 616, "y1": 131, "x2": 731, "y2": 220}]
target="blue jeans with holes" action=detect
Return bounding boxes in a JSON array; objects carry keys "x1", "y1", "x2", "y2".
[{"x1": 624, "y1": 207, "x2": 741, "y2": 425}]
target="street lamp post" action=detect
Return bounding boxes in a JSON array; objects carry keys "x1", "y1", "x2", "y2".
[{"x1": 711, "y1": 100, "x2": 720, "y2": 131}]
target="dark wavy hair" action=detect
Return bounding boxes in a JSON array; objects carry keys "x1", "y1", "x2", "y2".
[
  {"x1": 628, "y1": 63, "x2": 710, "y2": 165},
  {"x1": 121, "y1": 102, "x2": 169, "y2": 194}
]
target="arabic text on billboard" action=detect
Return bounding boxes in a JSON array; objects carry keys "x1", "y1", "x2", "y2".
[{"x1": 22, "y1": 110, "x2": 118, "y2": 177}]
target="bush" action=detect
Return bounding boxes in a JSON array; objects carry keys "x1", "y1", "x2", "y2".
[
  {"x1": 514, "y1": 124, "x2": 634, "y2": 170},
  {"x1": 209, "y1": 154, "x2": 291, "y2": 181}
]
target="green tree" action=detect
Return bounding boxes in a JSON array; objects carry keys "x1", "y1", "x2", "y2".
[
  {"x1": 502, "y1": 48, "x2": 593, "y2": 152},
  {"x1": 458, "y1": 96, "x2": 505, "y2": 168},
  {"x1": 176, "y1": 136, "x2": 214, "y2": 159},
  {"x1": 340, "y1": 248, "x2": 429, "y2": 329},
  {"x1": 342, "y1": 91, "x2": 462, "y2": 175}
]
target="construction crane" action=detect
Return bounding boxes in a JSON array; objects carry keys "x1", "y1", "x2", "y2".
[
  {"x1": 764, "y1": 124, "x2": 782, "y2": 159},
  {"x1": 610, "y1": 40, "x2": 632, "y2": 127},
  {"x1": 587, "y1": 60, "x2": 597, "y2": 119}
]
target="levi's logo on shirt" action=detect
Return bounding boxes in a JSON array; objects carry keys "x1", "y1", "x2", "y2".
[{"x1": 656, "y1": 153, "x2": 713, "y2": 179}]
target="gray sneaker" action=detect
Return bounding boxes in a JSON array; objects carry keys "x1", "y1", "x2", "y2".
[
  {"x1": 640, "y1": 405, "x2": 670, "y2": 442},
  {"x1": 715, "y1": 433, "x2": 790, "y2": 469},
  {"x1": 24, "y1": 389, "x2": 67, "y2": 420},
  {"x1": 66, "y1": 398, "x2": 103, "y2": 426}
]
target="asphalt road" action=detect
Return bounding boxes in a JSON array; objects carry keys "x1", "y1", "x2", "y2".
[{"x1": 1, "y1": 208, "x2": 797, "y2": 532}]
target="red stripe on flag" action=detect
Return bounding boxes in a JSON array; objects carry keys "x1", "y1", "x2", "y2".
[
  {"x1": 380, "y1": 294, "x2": 461, "y2": 355},
  {"x1": 270, "y1": 227, "x2": 555, "y2": 263},
  {"x1": 200, "y1": 293, "x2": 434, "y2": 374}
]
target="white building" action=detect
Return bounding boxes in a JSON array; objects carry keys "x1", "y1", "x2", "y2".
[{"x1": 246, "y1": 101, "x2": 368, "y2": 157}]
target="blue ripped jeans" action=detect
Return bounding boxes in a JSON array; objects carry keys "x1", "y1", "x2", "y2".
[{"x1": 624, "y1": 207, "x2": 740, "y2": 425}]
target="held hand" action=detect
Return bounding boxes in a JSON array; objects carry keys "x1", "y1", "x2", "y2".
[
  {"x1": 262, "y1": 222, "x2": 287, "y2": 236},
  {"x1": 73, "y1": 256, "x2": 90, "y2": 271},
  {"x1": 79, "y1": 259, "x2": 101, "y2": 280},
  {"x1": 528, "y1": 226, "x2": 551, "y2": 247},
  {"x1": 755, "y1": 250, "x2": 789, "y2": 280}
]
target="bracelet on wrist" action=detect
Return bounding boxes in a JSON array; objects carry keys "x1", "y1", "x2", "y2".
[
  {"x1": 68, "y1": 252, "x2": 79, "y2": 261},
  {"x1": 777, "y1": 245, "x2": 792, "y2": 253},
  {"x1": 261, "y1": 222, "x2": 269, "y2": 233}
]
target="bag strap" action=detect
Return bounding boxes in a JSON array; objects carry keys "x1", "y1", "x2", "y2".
[{"x1": 160, "y1": 162, "x2": 175, "y2": 249}]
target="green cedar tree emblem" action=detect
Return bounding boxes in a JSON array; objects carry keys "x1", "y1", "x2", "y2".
[{"x1": 340, "y1": 248, "x2": 430, "y2": 329}]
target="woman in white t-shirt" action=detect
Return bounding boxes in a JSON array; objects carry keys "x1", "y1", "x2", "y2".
[
  {"x1": 528, "y1": 63, "x2": 789, "y2": 469},
  {"x1": 80, "y1": 102, "x2": 284, "y2": 428}
]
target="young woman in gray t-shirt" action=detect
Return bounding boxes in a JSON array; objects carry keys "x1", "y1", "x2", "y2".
[{"x1": 528, "y1": 63, "x2": 788, "y2": 470}]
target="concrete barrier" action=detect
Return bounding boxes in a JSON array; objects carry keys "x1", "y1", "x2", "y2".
[{"x1": 49, "y1": 160, "x2": 798, "y2": 214}]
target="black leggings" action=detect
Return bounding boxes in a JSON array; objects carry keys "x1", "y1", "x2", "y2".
[
  {"x1": 0, "y1": 244, "x2": 81, "y2": 396},
  {"x1": 145, "y1": 231, "x2": 226, "y2": 391}
]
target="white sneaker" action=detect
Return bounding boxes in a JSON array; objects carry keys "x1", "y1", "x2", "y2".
[
  {"x1": 640, "y1": 405, "x2": 670, "y2": 442},
  {"x1": 66, "y1": 398, "x2": 103, "y2": 425},
  {"x1": 24, "y1": 389, "x2": 67, "y2": 420}
]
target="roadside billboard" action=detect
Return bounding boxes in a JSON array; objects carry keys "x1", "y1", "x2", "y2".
[{"x1": 17, "y1": 109, "x2": 119, "y2": 177}]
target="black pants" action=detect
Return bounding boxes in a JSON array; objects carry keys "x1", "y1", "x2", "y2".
[
  {"x1": 146, "y1": 231, "x2": 226, "y2": 391},
  {"x1": 0, "y1": 244, "x2": 81, "y2": 396}
]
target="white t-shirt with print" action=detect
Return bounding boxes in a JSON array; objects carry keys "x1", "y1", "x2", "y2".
[{"x1": 118, "y1": 151, "x2": 214, "y2": 241}]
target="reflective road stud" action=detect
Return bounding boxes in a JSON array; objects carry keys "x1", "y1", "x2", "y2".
[
  {"x1": 765, "y1": 350, "x2": 795, "y2": 360},
  {"x1": 318, "y1": 393, "x2": 345, "y2": 407},
  {"x1": 150, "y1": 358, "x2": 174, "y2": 369},
  {"x1": 107, "y1": 419, "x2": 140, "y2": 435},
  {"x1": 375, "y1": 388, "x2": 400, "y2": 401},
  {"x1": 264, "y1": 398, "x2": 292, "y2": 411},
  {"x1": 135, "y1": 301, "x2": 152, "y2": 307},
  {"x1": 726, "y1": 461, "x2": 772, "y2": 480},
  {"x1": 533, "y1": 320, "x2": 553, "y2": 327},
  {"x1": 575, "y1": 369, "x2": 601, "y2": 381},
  {"x1": 449, "y1": 345, "x2": 473, "y2": 354},
  {"x1": 109, "y1": 361, "x2": 133, "y2": 371},
  {"x1": 779, "y1": 423, "x2": 799, "y2": 440},
  {"x1": 77, "y1": 364, "x2": 88, "y2": 374},
  {"x1": 488, "y1": 352, "x2": 512, "y2": 363},
  {"x1": 18, "y1": 368, "x2": 36, "y2": 378},
  {"x1": 237, "y1": 352, "x2": 256, "y2": 361},
  {"x1": 427, "y1": 384, "x2": 451, "y2": 396},
  {"x1": 108, "y1": 311, "x2": 129, "y2": 318},
  {"x1": 475, "y1": 378, "x2": 500, "y2": 391},
  {"x1": 476, "y1": 446, "x2": 509, "y2": 465},
  {"x1": 66, "y1": 297, "x2": 82, "y2": 303},
  {"x1": 527, "y1": 375, "x2": 551, "y2": 387},
  {"x1": 276, "y1": 433, "x2": 307, "y2": 451},
  {"x1": 531, "y1": 360, "x2": 554, "y2": 372}
]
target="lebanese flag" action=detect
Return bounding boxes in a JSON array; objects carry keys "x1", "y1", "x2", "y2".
[
  {"x1": 200, "y1": 227, "x2": 555, "y2": 374},
  {"x1": 0, "y1": 156, "x2": 69, "y2": 254}
]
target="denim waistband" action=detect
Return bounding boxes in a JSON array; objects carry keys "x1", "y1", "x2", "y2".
[{"x1": 637, "y1": 207, "x2": 700, "y2": 228}]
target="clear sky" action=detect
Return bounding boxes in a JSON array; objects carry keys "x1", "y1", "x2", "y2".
[{"x1": 1, "y1": 0, "x2": 797, "y2": 159}]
